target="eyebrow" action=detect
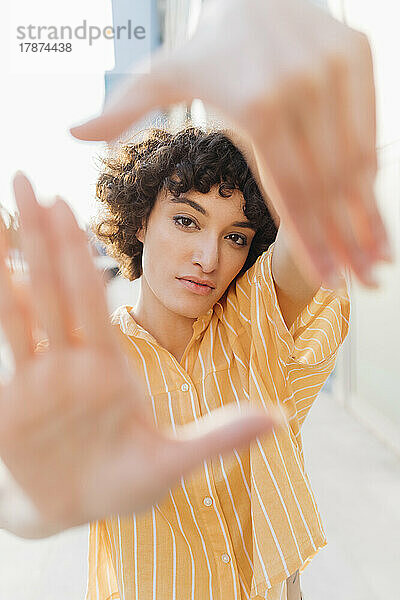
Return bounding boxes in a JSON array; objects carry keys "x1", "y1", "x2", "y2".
[{"x1": 167, "y1": 196, "x2": 256, "y2": 230}]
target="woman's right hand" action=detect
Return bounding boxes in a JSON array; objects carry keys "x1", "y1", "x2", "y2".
[{"x1": 0, "y1": 173, "x2": 282, "y2": 537}]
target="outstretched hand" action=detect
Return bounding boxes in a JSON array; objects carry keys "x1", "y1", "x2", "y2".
[
  {"x1": 0, "y1": 173, "x2": 282, "y2": 537},
  {"x1": 70, "y1": 0, "x2": 392, "y2": 288}
]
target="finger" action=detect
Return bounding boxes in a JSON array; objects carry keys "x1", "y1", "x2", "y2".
[
  {"x1": 253, "y1": 112, "x2": 339, "y2": 285},
  {"x1": 279, "y1": 46, "x2": 386, "y2": 280},
  {"x1": 282, "y1": 80, "x2": 347, "y2": 280},
  {"x1": 343, "y1": 37, "x2": 392, "y2": 262},
  {"x1": 329, "y1": 43, "x2": 388, "y2": 266},
  {"x1": 70, "y1": 49, "x2": 185, "y2": 142},
  {"x1": 169, "y1": 404, "x2": 287, "y2": 478},
  {"x1": 320, "y1": 192, "x2": 381, "y2": 287},
  {"x1": 0, "y1": 212, "x2": 35, "y2": 367},
  {"x1": 347, "y1": 34, "x2": 377, "y2": 175},
  {"x1": 49, "y1": 198, "x2": 117, "y2": 351},
  {"x1": 14, "y1": 173, "x2": 69, "y2": 348},
  {"x1": 280, "y1": 78, "x2": 379, "y2": 286},
  {"x1": 344, "y1": 168, "x2": 392, "y2": 264}
]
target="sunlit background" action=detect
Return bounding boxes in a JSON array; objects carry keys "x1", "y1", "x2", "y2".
[
  {"x1": 0, "y1": 1, "x2": 399, "y2": 599},
  {"x1": 2, "y1": 1, "x2": 116, "y2": 224}
]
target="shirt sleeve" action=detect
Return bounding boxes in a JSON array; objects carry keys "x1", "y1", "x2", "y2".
[
  {"x1": 230, "y1": 242, "x2": 350, "y2": 427},
  {"x1": 85, "y1": 521, "x2": 120, "y2": 600},
  {"x1": 234, "y1": 243, "x2": 349, "y2": 361}
]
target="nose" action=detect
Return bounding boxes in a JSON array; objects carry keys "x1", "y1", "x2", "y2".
[{"x1": 192, "y1": 236, "x2": 219, "y2": 273}]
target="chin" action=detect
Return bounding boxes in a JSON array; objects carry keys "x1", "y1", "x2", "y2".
[{"x1": 170, "y1": 299, "x2": 212, "y2": 320}]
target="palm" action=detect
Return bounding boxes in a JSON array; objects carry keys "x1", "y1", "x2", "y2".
[
  {"x1": 0, "y1": 173, "x2": 279, "y2": 536},
  {"x1": 1, "y1": 346, "x2": 154, "y2": 526}
]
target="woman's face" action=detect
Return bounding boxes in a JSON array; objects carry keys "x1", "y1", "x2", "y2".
[{"x1": 136, "y1": 185, "x2": 256, "y2": 319}]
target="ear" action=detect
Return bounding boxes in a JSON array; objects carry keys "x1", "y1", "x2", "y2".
[{"x1": 136, "y1": 226, "x2": 145, "y2": 244}]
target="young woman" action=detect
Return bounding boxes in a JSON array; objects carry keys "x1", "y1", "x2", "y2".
[{"x1": 86, "y1": 126, "x2": 349, "y2": 600}]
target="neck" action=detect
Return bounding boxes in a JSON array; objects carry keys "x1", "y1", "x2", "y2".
[{"x1": 131, "y1": 278, "x2": 196, "y2": 363}]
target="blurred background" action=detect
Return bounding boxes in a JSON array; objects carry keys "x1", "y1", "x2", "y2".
[{"x1": 0, "y1": 1, "x2": 399, "y2": 599}]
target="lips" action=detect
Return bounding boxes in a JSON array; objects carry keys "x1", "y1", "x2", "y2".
[
  {"x1": 178, "y1": 276, "x2": 215, "y2": 288},
  {"x1": 181, "y1": 279, "x2": 212, "y2": 288},
  {"x1": 177, "y1": 278, "x2": 215, "y2": 296}
]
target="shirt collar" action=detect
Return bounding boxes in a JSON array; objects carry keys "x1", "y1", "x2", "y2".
[{"x1": 112, "y1": 302, "x2": 224, "y2": 342}]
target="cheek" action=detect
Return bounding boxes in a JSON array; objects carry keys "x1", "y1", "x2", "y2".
[
  {"x1": 220, "y1": 249, "x2": 248, "y2": 284},
  {"x1": 142, "y1": 226, "x2": 179, "y2": 278}
]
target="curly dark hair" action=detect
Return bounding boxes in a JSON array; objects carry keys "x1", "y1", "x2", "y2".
[{"x1": 92, "y1": 126, "x2": 277, "y2": 282}]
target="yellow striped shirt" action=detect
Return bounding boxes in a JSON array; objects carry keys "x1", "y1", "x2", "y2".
[{"x1": 86, "y1": 243, "x2": 349, "y2": 600}]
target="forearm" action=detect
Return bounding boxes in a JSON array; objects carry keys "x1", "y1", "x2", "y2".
[
  {"x1": 271, "y1": 226, "x2": 321, "y2": 328},
  {"x1": 224, "y1": 127, "x2": 280, "y2": 224},
  {"x1": 224, "y1": 128, "x2": 322, "y2": 327}
]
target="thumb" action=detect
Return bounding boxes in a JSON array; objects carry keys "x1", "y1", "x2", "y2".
[
  {"x1": 70, "y1": 48, "x2": 188, "y2": 142},
  {"x1": 169, "y1": 403, "x2": 286, "y2": 479}
]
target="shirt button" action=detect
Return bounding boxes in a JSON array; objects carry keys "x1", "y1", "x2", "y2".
[
  {"x1": 203, "y1": 496, "x2": 213, "y2": 507},
  {"x1": 221, "y1": 553, "x2": 231, "y2": 563},
  {"x1": 181, "y1": 383, "x2": 189, "y2": 392}
]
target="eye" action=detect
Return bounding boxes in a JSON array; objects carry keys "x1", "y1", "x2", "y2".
[
  {"x1": 173, "y1": 215, "x2": 198, "y2": 229},
  {"x1": 173, "y1": 216, "x2": 247, "y2": 247},
  {"x1": 226, "y1": 233, "x2": 247, "y2": 247}
]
